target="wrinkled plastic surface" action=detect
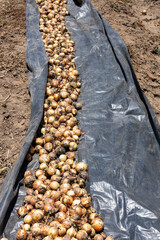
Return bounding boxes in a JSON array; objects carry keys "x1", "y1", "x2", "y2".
[
  {"x1": 0, "y1": 0, "x2": 48, "y2": 236},
  {"x1": 0, "y1": 0, "x2": 160, "y2": 239}
]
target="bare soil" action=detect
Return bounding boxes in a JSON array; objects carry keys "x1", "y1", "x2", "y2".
[
  {"x1": 91, "y1": 0, "x2": 160, "y2": 121},
  {"x1": 0, "y1": 0, "x2": 30, "y2": 187},
  {"x1": 0, "y1": 0, "x2": 159, "y2": 188}
]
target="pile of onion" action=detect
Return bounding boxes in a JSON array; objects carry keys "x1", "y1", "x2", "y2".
[{"x1": 0, "y1": 0, "x2": 114, "y2": 240}]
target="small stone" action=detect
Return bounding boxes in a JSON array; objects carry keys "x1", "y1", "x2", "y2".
[{"x1": 142, "y1": 9, "x2": 147, "y2": 15}]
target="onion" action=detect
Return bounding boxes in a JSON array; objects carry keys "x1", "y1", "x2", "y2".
[
  {"x1": 66, "y1": 159, "x2": 73, "y2": 165},
  {"x1": 60, "y1": 183, "x2": 71, "y2": 192},
  {"x1": 59, "y1": 203, "x2": 67, "y2": 212},
  {"x1": 92, "y1": 218, "x2": 104, "y2": 232},
  {"x1": 62, "y1": 195, "x2": 73, "y2": 205},
  {"x1": 26, "y1": 188, "x2": 34, "y2": 195},
  {"x1": 38, "y1": 174, "x2": 47, "y2": 181},
  {"x1": 39, "y1": 148, "x2": 47, "y2": 155},
  {"x1": 50, "y1": 181, "x2": 59, "y2": 190},
  {"x1": 49, "y1": 151, "x2": 57, "y2": 160},
  {"x1": 76, "y1": 230, "x2": 88, "y2": 240},
  {"x1": 89, "y1": 213, "x2": 98, "y2": 221},
  {"x1": 32, "y1": 209, "x2": 44, "y2": 221},
  {"x1": 67, "y1": 189, "x2": 75, "y2": 197},
  {"x1": 33, "y1": 180, "x2": 43, "y2": 190},
  {"x1": 51, "y1": 190, "x2": 61, "y2": 200},
  {"x1": 24, "y1": 195, "x2": 32, "y2": 203},
  {"x1": 35, "y1": 201, "x2": 44, "y2": 210},
  {"x1": 24, "y1": 175, "x2": 35, "y2": 187},
  {"x1": 74, "y1": 187, "x2": 83, "y2": 197},
  {"x1": 69, "y1": 142, "x2": 77, "y2": 151},
  {"x1": 66, "y1": 152, "x2": 75, "y2": 159},
  {"x1": 79, "y1": 170, "x2": 88, "y2": 180},
  {"x1": 44, "y1": 202, "x2": 54, "y2": 213},
  {"x1": 82, "y1": 223, "x2": 92, "y2": 234},
  {"x1": 24, "y1": 214, "x2": 32, "y2": 224},
  {"x1": 66, "y1": 227, "x2": 76, "y2": 237},
  {"x1": 75, "y1": 103, "x2": 82, "y2": 110},
  {"x1": 48, "y1": 116, "x2": 55, "y2": 124},
  {"x1": 59, "y1": 154, "x2": 67, "y2": 162},
  {"x1": 44, "y1": 134, "x2": 53, "y2": 143},
  {"x1": 72, "y1": 199, "x2": 81, "y2": 206},
  {"x1": 37, "y1": 183, "x2": 46, "y2": 193},
  {"x1": 36, "y1": 138, "x2": 44, "y2": 146},
  {"x1": 16, "y1": 229, "x2": 27, "y2": 240},
  {"x1": 75, "y1": 162, "x2": 87, "y2": 172},
  {"x1": 44, "y1": 142, "x2": 53, "y2": 152},
  {"x1": 81, "y1": 207, "x2": 87, "y2": 216},
  {"x1": 62, "y1": 219, "x2": 73, "y2": 229},
  {"x1": 58, "y1": 225, "x2": 66, "y2": 236},
  {"x1": 55, "y1": 211, "x2": 66, "y2": 222},
  {"x1": 101, "y1": 232, "x2": 107, "y2": 239},
  {"x1": 30, "y1": 196, "x2": 38, "y2": 206},
  {"x1": 24, "y1": 170, "x2": 32, "y2": 178},
  {"x1": 43, "y1": 236, "x2": 53, "y2": 240},
  {"x1": 35, "y1": 169, "x2": 44, "y2": 177},
  {"x1": 17, "y1": 206, "x2": 28, "y2": 217},
  {"x1": 90, "y1": 227, "x2": 96, "y2": 237},
  {"x1": 22, "y1": 224, "x2": 30, "y2": 231},
  {"x1": 39, "y1": 154, "x2": 50, "y2": 163},
  {"x1": 44, "y1": 190, "x2": 52, "y2": 198},
  {"x1": 75, "y1": 206, "x2": 82, "y2": 216},
  {"x1": 63, "y1": 235, "x2": 71, "y2": 240},
  {"x1": 31, "y1": 223, "x2": 42, "y2": 236},
  {"x1": 81, "y1": 197, "x2": 91, "y2": 208},
  {"x1": 47, "y1": 166, "x2": 56, "y2": 175},
  {"x1": 41, "y1": 225, "x2": 51, "y2": 237},
  {"x1": 51, "y1": 174, "x2": 61, "y2": 182},
  {"x1": 94, "y1": 234, "x2": 104, "y2": 240},
  {"x1": 48, "y1": 227, "x2": 58, "y2": 238},
  {"x1": 62, "y1": 164, "x2": 71, "y2": 172}
]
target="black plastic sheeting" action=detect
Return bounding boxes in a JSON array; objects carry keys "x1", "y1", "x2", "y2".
[
  {"x1": 0, "y1": 0, "x2": 160, "y2": 239},
  {"x1": 0, "y1": 0, "x2": 48, "y2": 237}
]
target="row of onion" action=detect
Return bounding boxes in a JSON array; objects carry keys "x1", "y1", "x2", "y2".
[{"x1": 1, "y1": 0, "x2": 114, "y2": 239}]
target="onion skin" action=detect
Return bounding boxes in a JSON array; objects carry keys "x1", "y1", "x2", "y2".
[
  {"x1": 81, "y1": 197, "x2": 91, "y2": 208},
  {"x1": 32, "y1": 209, "x2": 44, "y2": 221},
  {"x1": 82, "y1": 223, "x2": 92, "y2": 234},
  {"x1": 92, "y1": 218, "x2": 104, "y2": 232},
  {"x1": 66, "y1": 227, "x2": 77, "y2": 237},
  {"x1": 18, "y1": 206, "x2": 28, "y2": 217},
  {"x1": 94, "y1": 234, "x2": 104, "y2": 240},
  {"x1": 48, "y1": 227, "x2": 58, "y2": 238},
  {"x1": 76, "y1": 230, "x2": 88, "y2": 240},
  {"x1": 16, "y1": 229, "x2": 27, "y2": 240},
  {"x1": 75, "y1": 162, "x2": 87, "y2": 172}
]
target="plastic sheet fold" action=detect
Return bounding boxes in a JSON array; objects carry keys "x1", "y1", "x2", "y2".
[{"x1": 0, "y1": 0, "x2": 160, "y2": 239}]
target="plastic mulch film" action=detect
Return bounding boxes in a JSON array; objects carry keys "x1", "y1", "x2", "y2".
[
  {"x1": 0, "y1": 0, "x2": 160, "y2": 239},
  {"x1": 0, "y1": 0, "x2": 48, "y2": 237}
]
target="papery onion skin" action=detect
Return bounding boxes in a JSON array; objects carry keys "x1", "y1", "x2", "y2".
[{"x1": 16, "y1": 229, "x2": 27, "y2": 240}]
